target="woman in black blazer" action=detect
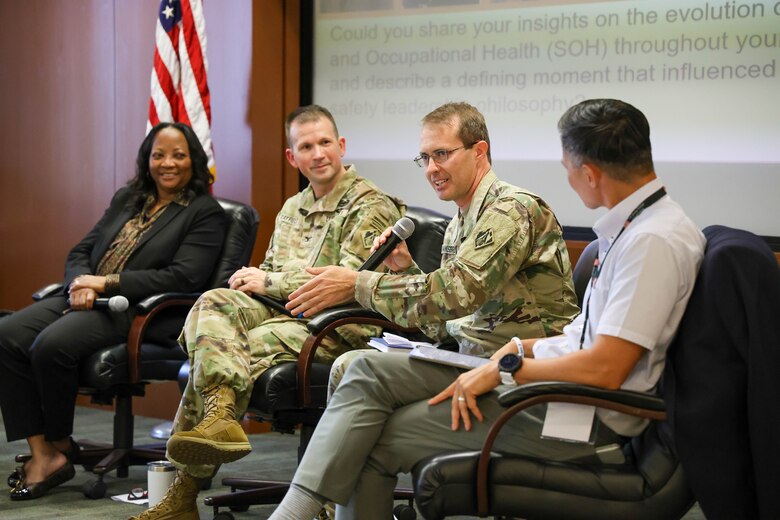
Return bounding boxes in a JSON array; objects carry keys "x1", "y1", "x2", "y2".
[{"x1": 0, "y1": 122, "x2": 226, "y2": 500}]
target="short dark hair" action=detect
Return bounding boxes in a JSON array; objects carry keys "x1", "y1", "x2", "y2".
[
  {"x1": 422, "y1": 102, "x2": 492, "y2": 164},
  {"x1": 128, "y1": 122, "x2": 213, "y2": 209},
  {"x1": 558, "y1": 99, "x2": 654, "y2": 182},
  {"x1": 285, "y1": 105, "x2": 339, "y2": 148}
]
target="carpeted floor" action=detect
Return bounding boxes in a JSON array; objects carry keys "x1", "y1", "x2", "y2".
[
  {"x1": 0, "y1": 406, "x2": 706, "y2": 520},
  {"x1": 0, "y1": 407, "x2": 297, "y2": 519}
]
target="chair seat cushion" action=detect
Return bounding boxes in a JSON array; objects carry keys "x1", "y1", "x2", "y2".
[
  {"x1": 79, "y1": 343, "x2": 187, "y2": 390},
  {"x1": 247, "y1": 362, "x2": 331, "y2": 417},
  {"x1": 413, "y1": 424, "x2": 692, "y2": 520}
]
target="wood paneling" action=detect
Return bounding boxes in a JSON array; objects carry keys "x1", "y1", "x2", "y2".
[
  {"x1": 0, "y1": 0, "x2": 117, "y2": 310},
  {"x1": 114, "y1": 0, "x2": 161, "y2": 187},
  {"x1": 248, "y1": 0, "x2": 302, "y2": 266}
]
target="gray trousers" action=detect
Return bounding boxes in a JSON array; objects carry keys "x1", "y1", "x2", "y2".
[{"x1": 293, "y1": 351, "x2": 622, "y2": 519}]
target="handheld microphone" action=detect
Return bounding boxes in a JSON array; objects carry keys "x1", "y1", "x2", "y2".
[
  {"x1": 93, "y1": 295, "x2": 130, "y2": 312},
  {"x1": 358, "y1": 217, "x2": 415, "y2": 271}
]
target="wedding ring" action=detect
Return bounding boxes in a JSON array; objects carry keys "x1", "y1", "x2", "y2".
[{"x1": 457, "y1": 397, "x2": 466, "y2": 402}]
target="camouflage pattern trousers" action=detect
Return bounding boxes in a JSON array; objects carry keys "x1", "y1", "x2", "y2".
[{"x1": 169, "y1": 288, "x2": 351, "y2": 477}]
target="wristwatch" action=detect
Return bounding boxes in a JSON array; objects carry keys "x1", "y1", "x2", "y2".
[{"x1": 498, "y1": 338, "x2": 524, "y2": 386}]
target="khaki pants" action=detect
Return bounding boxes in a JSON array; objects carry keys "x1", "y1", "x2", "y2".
[{"x1": 295, "y1": 351, "x2": 622, "y2": 519}]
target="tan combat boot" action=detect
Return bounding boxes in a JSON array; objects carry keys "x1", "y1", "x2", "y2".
[
  {"x1": 167, "y1": 385, "x2": 251, "y2": 465},
  {"x1": 128, "y1": 470, "x2": 201, "y2": 520}
]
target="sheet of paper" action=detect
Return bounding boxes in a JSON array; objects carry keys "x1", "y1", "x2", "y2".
[
  {"x1": 110, "y1": 492, "x2": 148, "y2": 505},
  {"x1": 541, "y1": 402, "x2": 596, "y2": 443},
  {"x1": 408, "y1": 345, "x2": 490, "y2": 370},
  {"x1": 368, "y1": 337, "x2": 412, "y2": 353},
  {"x1": 375, "y1": 333, "x2": 436, "y2": 349},
  {"x1": 382, "y1": 332, "x2": 413, "y2": 346}
]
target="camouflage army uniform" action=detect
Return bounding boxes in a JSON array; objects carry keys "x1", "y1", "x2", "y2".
[
  {"x1": 328, "y1": 170, "x2": 578, "y2": 397},
  {"x1": 172, "y1": 166, "x2": 403, "y2": 477}
]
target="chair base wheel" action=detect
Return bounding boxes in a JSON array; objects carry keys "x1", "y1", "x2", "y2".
[
  {"x1": 394, "y1": 503, "x2": 417, "y2": 520},
  {"x1": 82, "y1": 478, "x2": 107, "y2": 499}
]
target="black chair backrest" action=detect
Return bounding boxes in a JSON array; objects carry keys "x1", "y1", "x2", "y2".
[
  {"x1": 405, "y1": 206, "x2": 450, "y2": 274},
  {"x1": 207, "y1": 198, "x2": 260, "y2": 289},
  {"x1": 572, "y1": 239, "x2": 599, "y2": 306},
  {"x1": 663, "y1": 225, "x2": 780, "y2": 519}
]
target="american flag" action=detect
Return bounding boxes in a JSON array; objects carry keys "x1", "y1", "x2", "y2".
[{"x1": 147, "y1": 0, "x2": 215, "y2": 180}]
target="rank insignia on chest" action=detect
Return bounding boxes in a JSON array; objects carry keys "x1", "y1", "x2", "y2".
[
  {"x1": 362, "y1": 230, "x2": 377, "y2": 249},
  {"x1": 474, "y1": 228, "x2": 494, "y2": 249}
]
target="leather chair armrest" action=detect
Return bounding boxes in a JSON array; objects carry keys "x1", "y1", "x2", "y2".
[
  {"x1": 127, "y1": 293, "x2": 201, "y2": 383},
  {"x1": 135, "y1": 292, "x2": 201, "y2": 313},
  {"x1": 474, "y1": 381, "x2": 666, "y2": 516},
  {"x1": 33, "y1": 283, "x2": 64, "y2": 300},
  {"x1": 306, "y1": 304, "x2": 388, "y2": 333},
  {"x1": 298, "y1": 304, "x2": 420, "y2": 407},
  {"x1": 498, "y1": 381, "x2": 666, "y2": 415},
  {"x1": 249, "y1": 295, "x2": 423, "y2": 407}
]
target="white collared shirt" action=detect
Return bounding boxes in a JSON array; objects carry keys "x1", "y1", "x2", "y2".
[{"x1": 532, "y1": 178, "x2": 705, "y2": 436}]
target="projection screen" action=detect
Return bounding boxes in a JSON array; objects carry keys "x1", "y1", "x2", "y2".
[{"x1": 312, "y1": 0, "x2": 780, "y2": 237}]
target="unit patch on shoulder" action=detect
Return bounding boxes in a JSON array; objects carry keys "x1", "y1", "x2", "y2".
[
  {"x1": 362, "y1": 230, "x2": 378, "y2": 249},
  {"x1": 474, "y1": 228, "x2": 494, "y2": 249}
]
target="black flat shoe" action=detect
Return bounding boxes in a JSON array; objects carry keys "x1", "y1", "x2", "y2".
[
  {"x1": 9, "y1": 461, "x2": 75, "y2": 500},
  {"x1": 8, "y1": 437, "x2": 80, "y2": 489}
]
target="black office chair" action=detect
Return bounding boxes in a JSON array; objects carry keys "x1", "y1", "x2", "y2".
[
  {"x1": 411, "y1": 226, "x2": 776, "y2": 520},
  {"x1": 664, "y1": 225, "x2": 780, "y2": 520},
  {"x1": 203, "y1": 206, "x2": 450, "y2": 518},
  {"x1": 14, "y1": 198, "x2": 259, "y2": 499}
]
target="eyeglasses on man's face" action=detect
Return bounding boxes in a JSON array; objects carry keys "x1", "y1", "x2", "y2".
[{"x1": 413, "y1": 142, "x2": 476, "y2": 168}]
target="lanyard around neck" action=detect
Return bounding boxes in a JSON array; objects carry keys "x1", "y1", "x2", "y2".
[{"x1": 578, "y1": 187, "x2": 667, "y2": 350}]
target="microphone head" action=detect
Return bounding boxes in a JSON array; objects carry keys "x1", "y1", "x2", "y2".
[
  {"x1": 109, "y1": 295, "x2": 130, "y2": 312},
  {"x1": 392, "y1": 217, "x2": 415, "y2": 240}
]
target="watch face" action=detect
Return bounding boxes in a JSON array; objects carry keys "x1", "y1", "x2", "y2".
[{"x1": 499, "y1": 353, "x2": 521, "y2": 373}]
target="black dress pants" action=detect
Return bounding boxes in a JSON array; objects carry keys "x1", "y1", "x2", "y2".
[{"x1": 0, "y1": 295, "x2": 131, "y2": 442}]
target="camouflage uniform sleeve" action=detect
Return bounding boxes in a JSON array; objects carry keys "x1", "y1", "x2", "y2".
[
  {"x1": 354, "y1": 199, "x2": 532, "y2": 336},
  {"x1": 258, "y1": 219, "x2": 280, "y2": 274},
  {"x1": 334, "y1": 193, "x2": 403, "y2": 271},
  {"x1": 259, "y1": 200, "x2": 297, "y2": 300},
  {"x1": 389, "y1": 260, "x2": 424, "y2": 276},
  {"x1": 264, "y1": 192, "x2": 402, "y2": 300}
]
